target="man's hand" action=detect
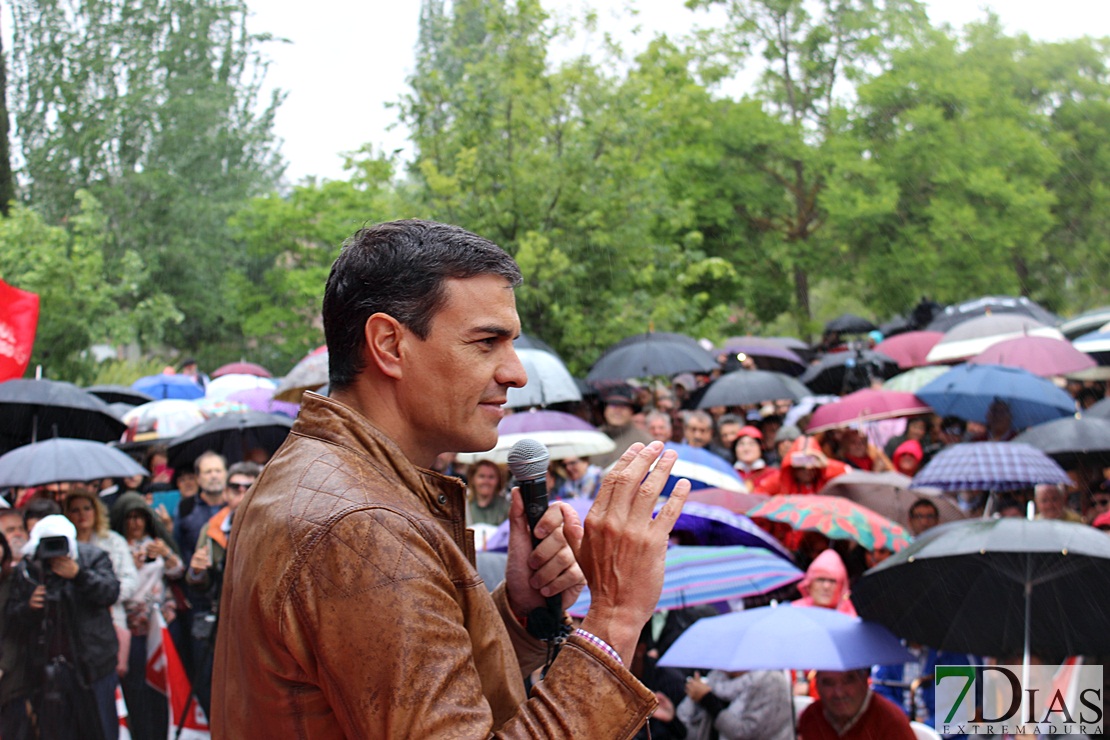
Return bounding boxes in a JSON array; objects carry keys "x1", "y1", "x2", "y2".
[
  {"x1": 190, "y1": 546, "x2": 211, "y2": 574},
  {"x1": 573, "y1": 441, "x2": 690, "y2": 663},
  {"x1": 50, "y1": 556, "x2": 80, "y2": 580},
  {"x1": 653, "y1": 692, "x2": 676, "y2": 722},
  {"x1": 29, "y1": 584, "x2": 46, "y2": 610},
  {"x1": 685, "y1": 670, "x2": 712, "y2": 702},
  {"x1": 505, "y1": 493, "x2": 585, "y2": 620}
]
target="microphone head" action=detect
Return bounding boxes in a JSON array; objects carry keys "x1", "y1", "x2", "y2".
[{"x1": 506, "y1": 439, "x2": 550, "y2": 482}]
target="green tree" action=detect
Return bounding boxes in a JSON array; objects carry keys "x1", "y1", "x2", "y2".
[
  {"x1": 9, "y1": 0, "x2": 284, "y2": 353},
  {"x1": 0, "y1": 194, "x2": 181, "y2": 381}
]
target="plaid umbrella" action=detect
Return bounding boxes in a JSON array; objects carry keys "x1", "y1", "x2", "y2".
[
  {"x1": 746, "y1": 494, "x2": 913, "y2": 552},
  {"x1": 805, "y1": 389, "x2": 932, "y2": 434},
  {"x1": 909, "y1": 441, "x2": 1071, "y2": 492},
  {"x1": 568, "y1": 545, "x2": 804, "y2": 617}
]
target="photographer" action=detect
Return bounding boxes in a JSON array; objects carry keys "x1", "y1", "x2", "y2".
[{"x1": 6, "y1": 515, "x2": 121, "y2": 740}]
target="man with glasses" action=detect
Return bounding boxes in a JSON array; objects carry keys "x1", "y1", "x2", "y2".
[
  {"x1": 555, "y1": 456, "x2": 603, "y2": 500},
  {"x1": 1088, "y1": 484, "x2": 1110, "y2": 525},
  {"x1": 907, "y1": 498, "x2": 940, "y2": 537}
]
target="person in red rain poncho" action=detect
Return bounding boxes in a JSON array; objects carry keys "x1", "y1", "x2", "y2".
[{"x1": 754, "y1": 435, "x2": 850, "y2": 549}]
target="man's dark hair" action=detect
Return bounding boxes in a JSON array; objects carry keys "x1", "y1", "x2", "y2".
[
  {"x1": 227, "y1": 461, "x2": 262, "y2": 479},
  {"x1": 322, "y1": 220, "x2": 523, "y2": 391},
  {"x1": 909, "y1": 498, "x2": 939, "y2": 517},
  {"x1": 22, "y1": 498, "x2": 61, "y2": 527}
]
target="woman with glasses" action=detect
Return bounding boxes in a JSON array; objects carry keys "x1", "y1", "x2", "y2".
[{"x1": 554, "y1": 456, "x2": 603, "y2": 500}]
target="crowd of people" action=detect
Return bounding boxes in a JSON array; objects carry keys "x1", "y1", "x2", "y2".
[{"x1": 2, "y1": 221, "x2": 1108, "y2": 738}]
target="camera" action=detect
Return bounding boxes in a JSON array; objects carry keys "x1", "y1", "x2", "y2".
[{"x1": 35, "y1": 536, "x2": 70, "y2": 561}]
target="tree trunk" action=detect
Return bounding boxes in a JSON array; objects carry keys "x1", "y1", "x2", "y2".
[
  {"x1": 0, "y1": 13, "x2": 15, "y2": 217},
  {"x1": 793, "y1": 264, "x2": 811, "y2": 338}
]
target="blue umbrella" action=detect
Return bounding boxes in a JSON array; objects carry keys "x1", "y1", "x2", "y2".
[
  {"x1": 910, "y1": 442, "x2": 1071, "y2": 493},
  {"x1": 662, "y1": 442, "x2": 745, "y2": 494},
  {"x1": 915, "y1": 364, "x2": 1075, "y2": 430},
  {"x1": 132, "y1": 374, "x2": 205, "y2": 401},
  {"x1": 665, "y1": 500, "x2": 793, "y2": 559},
  {"x1": 658, "y1": 603, "x2": 912, "y2": 672},
  {"x1": 567, "y1": 545, "x2": 803, "y2": 618}
]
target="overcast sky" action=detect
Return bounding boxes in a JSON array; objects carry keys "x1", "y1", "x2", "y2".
[{"x1": 251, "y1": 1, "x2": 1108, "y2": 183}]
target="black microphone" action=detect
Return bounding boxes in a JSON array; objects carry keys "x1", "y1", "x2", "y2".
[{"x1": 506, "y1": 439, "x2": 563, "y2": 623}]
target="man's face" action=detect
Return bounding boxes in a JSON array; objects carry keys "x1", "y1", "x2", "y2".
[
  {"x1": 197, "y1": 457, "x2": 228, "y2": 497},
  {"x1": 684, "y1": 418, "x2": 713, "y2": 448},
  {"x1": 647, "y1": 416, "x2": 672, "y2": 443},
  {"x1": 0, "y1": 513, "x2": 27, "y2": 561},
  {"x1": 224, "y1": 474, "x2": 255, "y2": 513},
  {"x1": 815, "y1": 670, "x2": 870, "y2": 724},
  {"x1": 396, "y1": 275, "x2": 526, "y2": 463},
  {"x1": 718, "y1": 422, "x2": 741, "y2": 450},
  {"x1": 603, "y1": 403, "x2": 633, "y2": 428},
  {"x1": 908, "y1": 505, "x2": 939, "y2": 535},
  {"x1": 1035, "y1": 486, "x2": 1065, "y2": 520}
]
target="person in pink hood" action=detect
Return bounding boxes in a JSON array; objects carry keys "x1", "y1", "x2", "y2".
[
  {"x1": 793, "y1": 549, "x2": 856, "y2": 616},
  {"x1": 891, "y1": 439, "x2": 923, "y2": 477}
]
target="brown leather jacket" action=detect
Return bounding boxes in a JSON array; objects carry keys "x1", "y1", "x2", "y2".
[{"x1": 212, "y1": 393, "x2": 657, "y2": 738}]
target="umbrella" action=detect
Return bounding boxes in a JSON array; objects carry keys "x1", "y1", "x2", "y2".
[
  {"x1": 166, "y1": 411, "x2": 293, "y2": 469},
  {"x1": 131, "y1": 374, "x2": 205, "y2": 401},
  {"x1": 660, "y1": 442, "x2": 746, "y2": 494},
  {"x1": 210, "y1": 361, "x2": 273, "y2": 379},
  {"x1": 800, "y1": 350, "x2": 900, "y2": 395},
  {"x1": 853, "y1": 517, "x2": 1110, "y2": 659},
  {"x1": 273, "y1": 351, "x2": 329, "y2": 403},
  {"x1": 686, "y1": 487, "x2": 770, "y2": 516},
  {"x1": 909, "y1": 442, "x2": 1071, "y2": 492},
  {"x1": 819, "y1": 470, "x2": 966, "y2": 529},
  {"x1": 1013, "y1": 416, "x2": 1110, "y2": 469},
  {"x1": 926, "y1": 295, "x2": 1061, "y2": 333},
  {"x1": 1072, "y1": 328, "x2": 1110, "y2": 362},
  {"x1": 872, "y1": 331, "x2": 944, "y2": 369},
  {"x1": 0, "y1": 378, "x2": 127, "y2": 452},
  {"x1": 567, "y1": 545, "x2": 804, "y2": 618},
  {"x1": 968, "y1": 335, "x2": 1096, "y2": 377},
  {"x1": 805, "y1": 389, "x2": 932, "y2": 434},
  {"x1": 225, "y1": 388, "x2": 300, "y2": 419},
  {"x1": 505, "y1": 348, "x2": 581, "y2": 409},
  {"x1": 915, "y1": 364, "x2": 1076, "y2": 430},
  {"x1": 926, "y1": 314, "x2": 1065, "y2": 364},
  {"x1": 658, "y1": 604, "x2": 912, "y2": 672},
  {"x1": 824, "y1": 313, "x2": 877, "y2": 335},
  {"x1": 205, "y1": 373, "x2": 277, "y2": 402},
  {"x1": 121, "y1": 399, "x2": 208, "y2": 442},
  {"x1": 667, "y1": 501, "x2": 794, "y2": 557},
  {"x1": 586, "y1": 334, "x2": 718, "y2": 383},
  {"x1": 1084, "y1": 396, "x2": 1110, "y2": 420},
  {"x1": 0, "y1": 438, "x2": 148, "y2": 487},
  {"x1": 1059, "y1": 306, "x2": 1110, "y2": 340},
  {"x1": 513, "y1": 332, "x2": 560, "y2": 357},
  {"x1": 746, "y1": 494, "x2": 913, "y2": 552},
  {"x1": 85, "y1": 384, "x2": 154, "y2": 407},
  {"x1": 881, "y1": 366, "x2": 950, "y2": 393},
  {"x1": 696, "y1": 370, "x2": 810, "y2": 409},
  {"x1": 454, "y1": 409, "x2": 615, "y2": 465},
  {"x1": 718, "y1": 337, "x2": 806, "y2": 376}
]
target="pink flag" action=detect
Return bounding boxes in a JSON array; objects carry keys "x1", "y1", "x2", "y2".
[
  {"x1": 0, "y1": 278, "x2": 39, "y2": 381},
  {"x1": 146, "y1": 608, "x2": 210, "y2": 738}
]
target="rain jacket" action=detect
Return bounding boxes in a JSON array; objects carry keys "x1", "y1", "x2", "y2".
[
  {"x1": 754, "y1": 436, "x2": 850, "y2": 548},
  {"x1": 793, "y1": 549, "x2": 857, "y2": 616},
  {"x1": 676, "y1": 669, "x2": 794, "y2": 740},
  {"x1": 211, "y1": 392, "x2": 657, "y2": 739}
]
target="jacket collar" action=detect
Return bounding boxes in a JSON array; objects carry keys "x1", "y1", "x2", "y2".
[{"x1": 293, "y1": 392, "x2": 471, "y2": 553}]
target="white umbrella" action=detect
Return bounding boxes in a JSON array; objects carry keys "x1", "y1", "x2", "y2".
[
  {"x1": 505, "y1": 349, "x2": 581, "y2": 409},
  {"x1": 926, "y1": 315, "x2": 1064, "y2": 364},
  {"x1": 455, "y1": 409, "x2": 614, "y2": 464},
  {"x1": 205, "y1": 373, "x2": 277, "y2": 402}
]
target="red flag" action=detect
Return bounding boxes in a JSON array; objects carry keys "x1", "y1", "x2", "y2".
[
  {"x1": 146, "y1": 608, "x2": 210, "y2": 737},
  {"x1": 0, "y1": 278, "x2": 39, "y2": 381}
]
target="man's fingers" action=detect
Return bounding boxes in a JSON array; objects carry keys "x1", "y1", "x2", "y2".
[
  {"x1": 595, "y1": 441, "x2": 666, "y2": 514},
  {"x1": 629, "y1": 447, "x2": 681, "y2": 517},
  {"x1": 589, "y1": 442, "x2": 646, "y2": 518},
  {"x1": 652, "y1": 477, "x2": 691, "y2": 536}
]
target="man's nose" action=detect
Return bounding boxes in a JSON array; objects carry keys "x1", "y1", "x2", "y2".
[{"x1": 498, "y1": 348, "x2": 527, "y2": 389}]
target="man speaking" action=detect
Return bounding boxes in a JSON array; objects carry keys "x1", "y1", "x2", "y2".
[{"x1": 212, "y1": 220, "x2": 689, "y2": 737}]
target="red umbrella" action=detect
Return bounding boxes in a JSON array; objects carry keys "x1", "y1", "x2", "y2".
[
  {"x1": 211, "y1": 361, "x2": 273, "y2": 379},
  {"x1": 746, "y1": 494, "x2": 913, "y2": 552},
  {"x1": 805, "y1": 388, "x2": 932, "y2": 434},
  {"x1": 968, "y1": 335, "x2": 1096, "y2": 378},
  {"x1": 873, "y1": 331, "x2": 944, "y2": 369}
]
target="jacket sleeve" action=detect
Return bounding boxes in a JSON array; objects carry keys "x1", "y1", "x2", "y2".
[
  {"x1": 5, "y1": 565, "x2": 43, "y2": 637},
  {"x1": 713, "y1": 672, "x2": 790, "y2": 740},
  {"x1": 491, "y1": 580, "x2": 548, "y2": 677},
  {"x1": 105, "y1": 532, "x2": 138, "y2": 604},
  {"x1": 75, "y1": 547, "x2": 122, "y2": 608},
  {"x1": 186, "y1": 529, "x2": 212, "y2": 592},
  {"x1": 286, "y1": 508, "x2": 656, "y2": 739}
]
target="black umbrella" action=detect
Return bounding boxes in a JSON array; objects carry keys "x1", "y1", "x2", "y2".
[
  {"x1": 824, "y1": 313, "x2": 877, "y2": 335},
  {"x1": 166, "y1": 411, "x2": 293, "y2": 470},
  {"x1": 1014, "y1": 416, "x2": 1110, "y2": 469},
  {"x1": 800, "y1": 350, "x2": 899, "y2": 395},
  {"x1": 0, "y1": 379, "x2": 127, "y2": 454},
  {"x1": 586, "y1": 334, "x2": 718, "y2": 383},
  {"x1": 696, "y1": 370, "x2": 811, "y2": 409},
  {"x1": 853, "y1": 518, "x2": 1110, "y2": 659},
  {"x1": 925, "y1": 295, "x2": 1060, "y2": 333},
  {"x1": 85, "y1": 384, "x2": 155, "y2": 407},
  {"x1": 0, "y1": 437, "x2": 148, "y2": 487}
]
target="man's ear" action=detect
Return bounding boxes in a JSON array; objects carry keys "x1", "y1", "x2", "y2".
[{"x1": 364, "y1": 313, "x2": 405, "y2": 380}]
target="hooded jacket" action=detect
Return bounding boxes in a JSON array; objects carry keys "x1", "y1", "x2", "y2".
[
  {"x1": 211, "y1": 392, "x2": 656, "y2": 739},
  {"x1": 793, "y1": 549, "x2": 856, "y2": 616}
]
